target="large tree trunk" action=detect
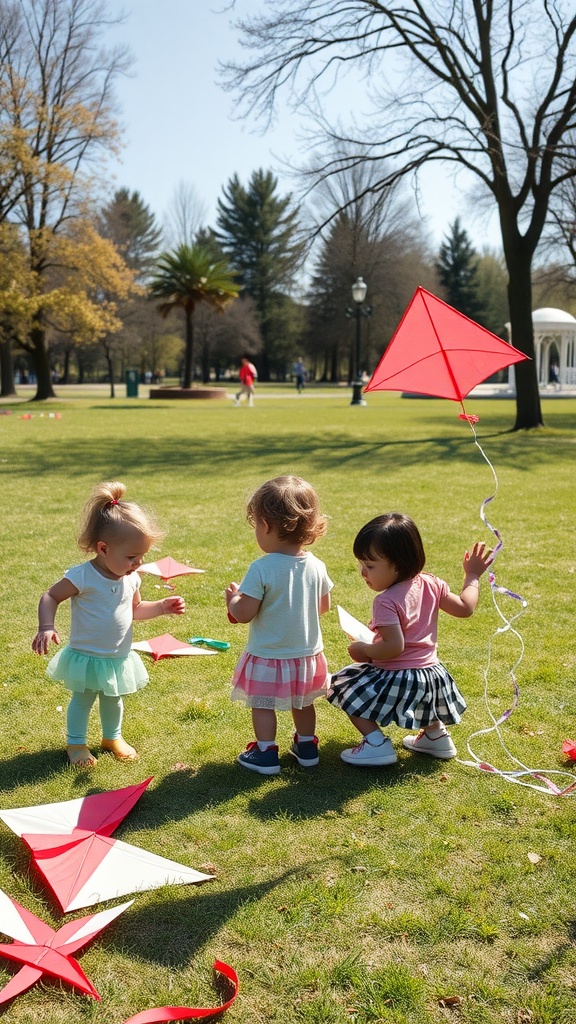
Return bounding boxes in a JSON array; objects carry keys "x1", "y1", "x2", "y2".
[
  {"x1": 183, "y1": 306, "x2": 194, "y2": 388},
  {"x1": 29, "y1": 321, "x2": 57, "y2": 401},
  {"x1": 0, "y1": 338, "x2": 16, "y2": 396},
  {"x1": 504, "y1": 243, "x2": 543, "y2": 430}
]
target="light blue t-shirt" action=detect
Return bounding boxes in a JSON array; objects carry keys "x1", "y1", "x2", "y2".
[{"x1": 240, "y1": 551, "x2": 333, "y2": 658}]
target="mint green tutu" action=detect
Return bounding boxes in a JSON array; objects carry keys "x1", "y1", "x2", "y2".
[{"x1": 46, "y1": 646, "x2": 149, "y2": 696}]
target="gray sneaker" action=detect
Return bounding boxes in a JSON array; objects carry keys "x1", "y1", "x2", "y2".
[{"x1": 402, "y1": 730, "x2": 457, "y2": 759}]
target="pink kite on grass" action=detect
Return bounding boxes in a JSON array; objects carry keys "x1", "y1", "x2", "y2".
[
  {"x1": 0, "y1": 888, "x2": 132, "y2": 1004},
  {"x1": 139, "y1": 557, "x2": 205, "y2": 580},
  {"x1": 0, "y1": 779, "x2": 213, "y2": 913},
  {"x1": 132, "y1": 634, "x2": 218, "y2": 660}
]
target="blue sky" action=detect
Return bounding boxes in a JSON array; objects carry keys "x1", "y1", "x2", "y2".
[{"x1": 105, "y1": 0, "x2": 501, "y2": 251}]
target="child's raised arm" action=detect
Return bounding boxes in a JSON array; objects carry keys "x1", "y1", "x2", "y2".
[
  {"x1": 32, "y1": 578, "x2": 79, "y2": 655},
  {"x1": 440, "y1": 541, "x2": 492, "y2": 619}
]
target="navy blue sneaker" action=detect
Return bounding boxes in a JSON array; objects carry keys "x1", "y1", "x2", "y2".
[
  {"x1": 237, "y1": 742, "x2": 280, "y2": 775},
  {"x1": 289, "y1": 733, "x2": 319, "y2": 767}
]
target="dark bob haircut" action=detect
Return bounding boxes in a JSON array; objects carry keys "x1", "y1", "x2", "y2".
[{"x1": 352, "y1": 512, "x2": 426, "y2": 582}]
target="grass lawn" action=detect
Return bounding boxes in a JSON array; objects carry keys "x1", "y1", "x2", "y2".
[{"x1": 0, "y1": 389, "x2": 575, "y2": 1024}]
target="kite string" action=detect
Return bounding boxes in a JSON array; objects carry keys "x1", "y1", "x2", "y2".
[{"x1": 457, "y1": 405, "x2": 576, "y2": 796}]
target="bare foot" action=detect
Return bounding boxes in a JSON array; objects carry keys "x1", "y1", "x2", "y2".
[
  {"x1": 67, "y1": 744, "x2": 97, "y2": 768},
  {"x1": 101, "y1": 737, "x2": 138, "y2": 761}
]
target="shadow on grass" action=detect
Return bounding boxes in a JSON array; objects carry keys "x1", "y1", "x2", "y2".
[
  {"x1": 0, "y1": 748, "x2": 70, "y2": 793},
  {"x1": 122, "y1": 741, "x2": 442, "y2": 834},
  {"x1": 2, "y1": 423, "x2": 564, "y2": 480},
  {"x1": 117, "y1": 866, "x2": 304, "y2": 967}
]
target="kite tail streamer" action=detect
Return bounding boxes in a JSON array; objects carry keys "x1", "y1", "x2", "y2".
[
  {"x1": 457, "y1": 407, "x2": 576, "y2": 796},
  {"x1": 121, "y1": 961, "x2": 239, "y2": 1022}
]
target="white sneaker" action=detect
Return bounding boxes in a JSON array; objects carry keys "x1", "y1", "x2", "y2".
[
  {"x1": 232, "y1": 398, "x2": 240, "y2": 406},
  {"x1": 402, "y1": 729, "x2": 457, "y2": 759},
  {"x1": 340, "y1": 736, "x2": 397, "y2": 766}
]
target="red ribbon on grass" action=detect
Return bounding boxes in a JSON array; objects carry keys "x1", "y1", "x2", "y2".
[{"x1": 122, "y1": 961, "x2": 239, "y2": 1023}]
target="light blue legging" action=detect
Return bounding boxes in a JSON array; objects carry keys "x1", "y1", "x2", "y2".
[{"x1": 66, "y1": 690, "x2": 124, "y2": 745}]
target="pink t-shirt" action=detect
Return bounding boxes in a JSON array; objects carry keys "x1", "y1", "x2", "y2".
[{"x1": 369, "y1": 572, "x2": 450, "y2": 670}]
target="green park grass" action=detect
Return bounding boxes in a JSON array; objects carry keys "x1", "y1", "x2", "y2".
[{"x1": 0, "y1": 389, "x2": 575, "y2": 1023}]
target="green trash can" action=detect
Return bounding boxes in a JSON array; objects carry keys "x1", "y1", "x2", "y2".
[{"x1": 126, "y1": 370, "x2": 139, "y2": 397}]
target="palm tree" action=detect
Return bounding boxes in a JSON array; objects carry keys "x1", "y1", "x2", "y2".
[{"x1": 149, "y1": 244, "x2": 239, "y2": 387}]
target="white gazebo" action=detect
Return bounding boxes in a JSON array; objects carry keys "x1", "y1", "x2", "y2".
[{"x1": 507, "y1": 307, "x2": 576, "y2": 390}]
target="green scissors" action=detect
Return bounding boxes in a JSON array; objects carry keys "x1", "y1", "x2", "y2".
[{"x1": 188, "y1": 637, "x2": 230, "y2": 651}]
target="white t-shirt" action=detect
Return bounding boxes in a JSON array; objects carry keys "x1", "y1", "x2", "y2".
[
  {"x1": 240, "y1": 551, "x2": 333, "y2": 658},
  {"x1": 63, "y1": 561, "x2": 140, "y2": 657}
]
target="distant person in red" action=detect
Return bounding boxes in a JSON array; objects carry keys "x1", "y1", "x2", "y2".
[{"x1": 234, "y1": 354, "x2": 257, "y2": 407}]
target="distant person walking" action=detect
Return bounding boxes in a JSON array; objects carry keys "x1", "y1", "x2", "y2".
[
  {"x1": 234, "y1": 355, "x2": 257, "y2": 407},
  {"x1": 292, "y1": 357, "x2": 307, "y2": 393}
]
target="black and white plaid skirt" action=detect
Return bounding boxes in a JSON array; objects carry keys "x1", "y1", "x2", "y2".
[{"x1": 326, "y1": 661, "x2": 466, "y2": 728}]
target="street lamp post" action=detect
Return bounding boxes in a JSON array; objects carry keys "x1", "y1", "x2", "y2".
[{"x1": 348, "y1": 276, "x2": 371, "y2": 406}]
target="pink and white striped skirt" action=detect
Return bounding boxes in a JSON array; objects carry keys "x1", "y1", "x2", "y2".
[{"x1": 231, "y1": 651, "x2": 329, "y2": 710}]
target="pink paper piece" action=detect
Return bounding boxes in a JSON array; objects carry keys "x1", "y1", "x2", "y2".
[
  {"x1": 132, "y1": 634, "x2": 218, "y2": 660},
  {"x1": 139, "y1": 557, "x2": 205, "y2": 580}
]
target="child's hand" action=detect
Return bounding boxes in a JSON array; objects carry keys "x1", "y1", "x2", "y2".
[
  {"x1": 32, "y1": 628, "x2": 60, "y2": 655},
  {"x1": 348, "y1": 641, "x2": 370, "y2": 663},
  {"x1": 463, "y1": 542, "x2": 493, "y2": 577},
  {"x1": 225, "y1": 583, "x2": 239, "y2": 623},
  {"x1": 162, "y1": 596, "x2": 186, "y2": 615}
]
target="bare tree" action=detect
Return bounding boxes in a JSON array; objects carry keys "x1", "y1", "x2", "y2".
[
  {"x1": 223, "y1": 0, "x2": 576, "y2": 429},
  {"x1": 163, "y1": 181, "x2": 208, "y2": 248},
  {"x1": 0, "y1": 0, "x2": 131, "y2": 400}
]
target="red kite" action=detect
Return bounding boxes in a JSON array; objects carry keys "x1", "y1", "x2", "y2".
[
  {"x1": 0, "y1": 779, "x2": 213, "y2": 912},
  {"x1": 139, "y1": 557, "x2": 205, "y2": 580},
  {"x1": 122, "y1": 960, "x2": 239, "y2": 1022},
  {"x1": 132, "y1": 633, "x2": 218, "y2": 660},
  {"x1": 562, "y1": 739, "x2": 576, "y2": 761},
  {"x1": 365, "y1": 286, "x2": 528, "y2": 403},
  {"x1": 0, "y1": 889, "x2": 132, "y2": 1004}
]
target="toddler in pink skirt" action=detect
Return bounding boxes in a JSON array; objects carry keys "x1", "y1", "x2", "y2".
[{"x1": 226, "y1": 476, "x2": 333, "y2": 774}]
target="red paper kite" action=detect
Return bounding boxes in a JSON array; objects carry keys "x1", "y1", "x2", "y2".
[
  {"x1": 0, "y1": 779, "x2": 213, "y2": 913},
  {"x1": 139, "y1": 557, "x2": 205, "y2": 580},
  {"x1": 122, "y1": 960, "x2": 239, "y2": 1022},
  {"x1": 132, "y1": 634, "x2": 218, "y2": 660},
  {"x1": 562, "y1": 739, "x2": 576, "y2": 761},
  {"x1": 0, "y1": 889, "x2": 132, "y2": 1004},
  {"x1": 365, "y1": 286, "x2": 528, "y2": 402}
]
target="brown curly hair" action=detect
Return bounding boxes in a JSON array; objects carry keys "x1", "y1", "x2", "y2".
[{"x1": 246, "y1": 476, "x2": 327, "y2": 547}]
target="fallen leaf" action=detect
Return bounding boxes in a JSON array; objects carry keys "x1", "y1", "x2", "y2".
[
  {"x1": 527, "y1": 852, "x2": 542, "y2": 864},
  {"x1": 438, "y1": 994, "x2": 463, "y2": 1007},
  {"x1": 440, "y1": 772, "x2": 449, "y2": 781}
]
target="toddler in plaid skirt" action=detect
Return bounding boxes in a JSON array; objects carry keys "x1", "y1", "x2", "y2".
[{"x1": 327, "y1": 512, "x2": 491, "y2": 766}]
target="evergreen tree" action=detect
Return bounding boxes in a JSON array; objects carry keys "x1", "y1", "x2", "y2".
[
  {"x1": 436, "y1": 218, "x2": 484, "y2": 322},
  {"x1": 215, "y1": 169, "x2": 303, "y2": 378},
  {"x1": 99, "y1": 189, "x2": 162, "y2": 280}
]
